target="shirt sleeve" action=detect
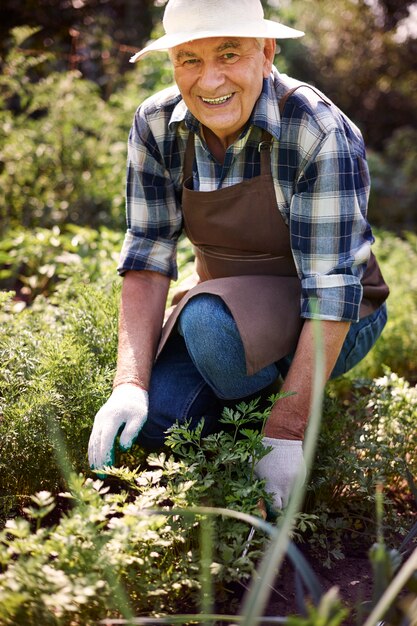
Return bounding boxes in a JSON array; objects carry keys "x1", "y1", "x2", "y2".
[
  {"x1": 117, "y1": 106, "x2": 183, "y2": 279},
  {"x1": 290, "y1": 124, "x2": 373, "y2": 322}
]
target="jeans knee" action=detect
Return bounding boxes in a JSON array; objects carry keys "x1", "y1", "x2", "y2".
[
  {"x1": 178, "y1": 294, "x2": 278, "y2": 399},
  {"x1": 139, "y1": 416, "x2": 167, "y2": 451},
  {"x1": 178, "y1": 294, "x2": 237, "y2": 368},
  {"x1": 179, "y1": 294, "x2": 226, "y2": 338}
]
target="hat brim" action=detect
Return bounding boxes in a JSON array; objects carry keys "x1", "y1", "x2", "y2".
[{"x1": 129, "y1": 19, "x2": 304, "y2": 62}]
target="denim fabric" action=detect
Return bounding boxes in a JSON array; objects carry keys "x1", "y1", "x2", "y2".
[
  {"x1": 139, "y1": 295, "x2": 387, "y2": 450},
  {"x1": 177, "y1": 295, "x2": 279, "y2": 399},
  {"x1": 140, "y1": 332, "x2": 224, "y2": 450}
]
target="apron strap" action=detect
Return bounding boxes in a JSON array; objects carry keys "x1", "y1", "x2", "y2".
[
  {"x1": 258, "y1": 129, "x2": 273, "y2": 175},
  {"x1": 279, "y1": 84, "x2": 332, "y2": 113},
  {"x1": 183, "y1": 131, "x2": 195, "y2": 185}
]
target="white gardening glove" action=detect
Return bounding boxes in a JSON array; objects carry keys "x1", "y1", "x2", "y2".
[
  {"x1": 88, "y1": 383, "x2": 149, "y2": 472},
  {"x1": 254, "y1": 437, "x2": 306, "y2": 510}
]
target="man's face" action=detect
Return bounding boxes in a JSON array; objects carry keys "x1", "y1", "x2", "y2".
[{"x1": 170, "y1": 37, "x2": 276, "y2": 147}]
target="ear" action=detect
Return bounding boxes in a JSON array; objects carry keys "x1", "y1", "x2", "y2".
[{"x1": 262, "y1": 38, "x2": 276, "y2": 78}]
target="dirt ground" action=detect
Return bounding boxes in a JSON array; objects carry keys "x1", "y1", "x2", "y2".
[{"x1": 264, "y1": 553, "x2": 373, "y2": 624}]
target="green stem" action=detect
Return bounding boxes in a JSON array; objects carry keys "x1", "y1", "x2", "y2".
[
  {"x1": 199, "y1": 515, "x2": 214, "y2": 623},
  {"x1": 363, "y1": 547, "x2": 417, "y2": 626}
]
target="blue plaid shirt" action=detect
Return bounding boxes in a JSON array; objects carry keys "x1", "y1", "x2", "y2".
[{"x1": 119, "y1": 66, "x2": 374, "y2": 322}]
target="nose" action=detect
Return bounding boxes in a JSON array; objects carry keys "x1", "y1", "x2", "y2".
[{"x1": 197, "y1": 60, "x2": 225, "y2": 93}]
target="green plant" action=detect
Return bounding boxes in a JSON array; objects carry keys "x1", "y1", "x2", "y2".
[
  {"x1": 347, "y1": 231, "x2": 417, "y2": 383},
  {"x1": 0, "y1": 401, "x2": 285, "y2": 625},
  {"x1": 304, "y1": 370, "x2": 417, "y2": 567},
  {"x1": 367, "y1": 127, "x2": 417, "y2": 233},
  {"x1": 0, "y1": 474, "x2": 187, "y2": 625},
  {"x1": 0, "y1": 273, "x2": 120, "y2": 499},
  {"x1": 1, "y1": 223, "x2": 417, "y2": 622},
  {"x1": 0, "y1": 28, "x2": 142, "y2": 234},
  {"x1": 0, "y1": 225, "x2": 123, "y2": 304}
]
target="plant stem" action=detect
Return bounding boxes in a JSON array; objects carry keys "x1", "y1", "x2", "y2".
[{"x1": 363, "y1": 547, "x2": 417, "y2": 626}]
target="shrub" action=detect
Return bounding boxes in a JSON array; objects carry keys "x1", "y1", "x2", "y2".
[
  {"x1": 0, "y1": 30, "x2": 124, "y2": 232},
  {"x1": 347, "y1": 230, "x2": 417, "y2": 383},
  {"x1": 0, "y1": 273, "x2": 120, "y2": 500},
  {"x1": 0, "y1": 27, "x2": 175, "y2": 236},
  {"x1": 368, "y1": 127, "x2": 417, "y2": 233},
  {"x1": 307, "y1": 371, "x2": 417, "y2": 566},
  {"x1": 0, "y1": 225, "x2": 123, "y2": 304},
  {"x1": 0, "y1": 68, "x2": 126, "y2": 232}
]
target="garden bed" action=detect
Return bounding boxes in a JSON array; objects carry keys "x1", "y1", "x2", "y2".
[{"x1": 1, "y1": 226, "x2": 417, "y2": 624}]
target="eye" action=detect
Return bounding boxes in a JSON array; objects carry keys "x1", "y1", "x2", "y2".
[
  {"x1": 183, "y1": 58, "x2": 200, "y2": 66},
  {"x1": 222, "y1": 52, "x2": 239, "y2": 62}
]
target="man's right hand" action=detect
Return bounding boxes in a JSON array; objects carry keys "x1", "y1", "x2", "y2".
[{"x1": 88, "y1": 383, "x2": 149, "y2": 472}]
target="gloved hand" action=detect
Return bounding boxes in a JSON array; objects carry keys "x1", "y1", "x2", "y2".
[
  {"x1": 254, "y1": 437, "x2": 306, "y2": 510},
  {"x1": 88, "y1": 383, "x2": 149, "y2": 472}
]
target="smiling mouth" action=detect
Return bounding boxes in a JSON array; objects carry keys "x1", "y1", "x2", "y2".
[{"x1": 200, "y1": 93, "x2": 233, "y2": 105}]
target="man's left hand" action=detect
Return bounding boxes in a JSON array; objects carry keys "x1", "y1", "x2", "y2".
[{"x1": 254, "y1": 437, "x2": 306, "y2": 509}]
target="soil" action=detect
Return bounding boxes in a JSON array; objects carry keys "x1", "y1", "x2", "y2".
[
  {"x1": 264, "y1": 551, "x2": 374, "y2": 625},
  {"x1": 230, "y1": 499, "x2": 377, "y2": 624}
]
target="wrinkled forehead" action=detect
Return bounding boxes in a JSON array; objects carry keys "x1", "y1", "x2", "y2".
[{"x1": 169, "y1": 36, "x2": 259, "y2": 60}]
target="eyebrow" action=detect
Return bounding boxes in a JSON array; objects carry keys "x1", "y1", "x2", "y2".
[
  {"x1": 174, "y1": 50, "x2": 198, "y2": 61},
  {"x1": 216, "y1": 40, "x2": 242, "y2": 52},
  {"x1": 173, "y1": 39, "x2": 242, "y2": 61}
]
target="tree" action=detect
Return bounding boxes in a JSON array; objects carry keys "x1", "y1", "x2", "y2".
[
  {"x1": 0, "y1": 0, "x2": 157, "y2": 90},
  {"x1": 274, "y1": 0, "x2": 417, "y2": 149}
]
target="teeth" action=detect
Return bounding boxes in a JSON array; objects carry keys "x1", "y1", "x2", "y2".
[{"x1": 201, "y1": 94, "x2": 232, "y2": 104}]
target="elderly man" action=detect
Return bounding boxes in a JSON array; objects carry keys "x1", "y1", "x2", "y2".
[{"x1": 88, "y1": 0, "x2": 389, "y2": 508}]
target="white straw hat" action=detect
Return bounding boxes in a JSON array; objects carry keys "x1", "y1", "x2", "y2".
[{"x1": 130, "y1": 0, "x2": 304, "y2": 63}]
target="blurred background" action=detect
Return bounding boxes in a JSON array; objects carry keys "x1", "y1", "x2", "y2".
[{"x1": 0, "y1": 0, "x2": 416, "y2": 235}]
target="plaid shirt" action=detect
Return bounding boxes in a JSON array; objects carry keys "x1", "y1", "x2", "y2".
[{"x1": 119, "y1": 66, "x2": 374, "y2": 322}]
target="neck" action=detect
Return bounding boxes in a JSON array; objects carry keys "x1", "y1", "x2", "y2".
[{"x1": 202, "y1": 126, "x2": 237, "y2": 164}]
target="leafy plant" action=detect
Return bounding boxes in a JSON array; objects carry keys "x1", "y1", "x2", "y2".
[
  {"x1": 0, "y1": 403, "x2": 276, "y2": 625},
  {"x1": 367, "y1": 127, "x2": 417, "y2": 233},
  {"x1": 0, "y1": 225, "x2": 123, "y2": 304},
  {"x1": 348, "y1": 230, "x2": 417, "y2": 383},
  {"x1": 0, "y1": 228, "x2": 196, "y2": 503},
  {"x1": 0, "y1": 28, "x2": 141, "y2": 234},
  {"x1": 1, "y1": 224, "x2": 417, "y2": 622},
  {"x1": 0, "y1": 273, "x2": 120, "y2": 500},
  {"x1": 305, "y1": 371, "x2": 417, "y2": 566}
]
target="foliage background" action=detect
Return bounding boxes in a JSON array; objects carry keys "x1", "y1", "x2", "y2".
[{"x1": 0, "y1": 0, "x2": 416, "y2": 235}]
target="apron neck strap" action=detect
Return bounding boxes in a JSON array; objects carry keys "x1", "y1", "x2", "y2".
[
  {"x1": 183, "y1": 131, "x2": 195, "y2": 183},
  {"x1": 258, "y1": 129, "x2": 273, "y2": 175}
]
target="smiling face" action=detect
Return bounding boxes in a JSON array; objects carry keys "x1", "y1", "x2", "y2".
[{"x1": 170, "y1": 37, "x2": 276, "y2": 148}]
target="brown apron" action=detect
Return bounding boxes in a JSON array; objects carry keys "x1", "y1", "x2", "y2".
[{"x1": 158, "y1": 120, "x2": 389, "y2": 376}]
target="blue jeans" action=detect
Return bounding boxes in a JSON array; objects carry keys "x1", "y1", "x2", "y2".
[{"x1": 139, "y1": 295, "x2": 387, "y2": 450}]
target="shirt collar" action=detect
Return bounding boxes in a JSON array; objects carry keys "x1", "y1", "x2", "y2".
[
  {"x1": 249, "y1": 67, "x2": 282, "y2": 142},
  {"x1": 168, "y1": 93, "x2": 202, "y2": 135},
  {"x1": 168, "y1": 66, "x2": 282, "y2": 142}
]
